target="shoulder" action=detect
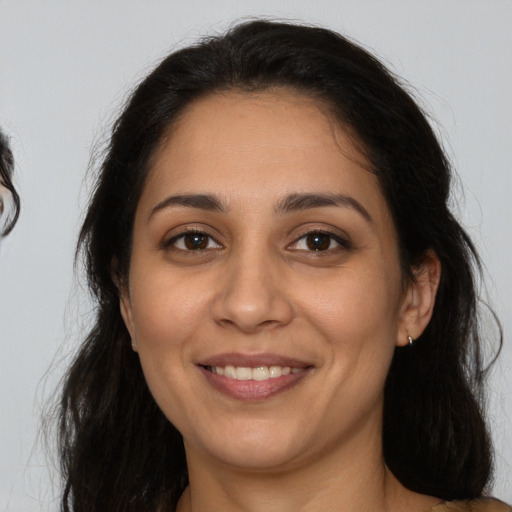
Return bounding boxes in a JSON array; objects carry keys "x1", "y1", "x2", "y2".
[{"x1": 430, "y1": 498, "x2": 512, "y2": 512}]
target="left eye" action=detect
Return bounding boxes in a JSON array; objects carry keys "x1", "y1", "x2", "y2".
[
  {"x1": 168, "y1": 232, "x2": 221, "y2": 251},
  {"x1": 291, "y1": 232, "x2": 346, "y2": 252}
]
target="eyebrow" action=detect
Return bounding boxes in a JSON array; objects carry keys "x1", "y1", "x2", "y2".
[
  {"x1": 149, "y1": 193, "x2": 227, "y2": 220},
  {"x1": 275, "y1": 193, "x2": 372, "y2": 222},
  {"x1": 149, "y1": 192, "x2": 372, "y2": 223}
]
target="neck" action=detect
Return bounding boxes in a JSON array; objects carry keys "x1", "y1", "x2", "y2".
[{"x1": 177, "y1": 433, "x2": 439, "y2": 512}]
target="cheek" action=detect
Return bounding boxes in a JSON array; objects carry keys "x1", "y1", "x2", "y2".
[
  {"x1": 129, "y1": 266, "x2": 211, "y2": 347},
  {"x1": 298, "y1": 264, "x2": 402, "y2": 344},
  {"x1": 295, "y1": 261, "x2": 403, "y2": 400},
  {"x1": 127, "y1": 271, "x2": 213, "y2": 430},
  {"x1": 126, "y1": 268, "x2": 212, "y2": 398},
  {"x1": 305, "y1": 273, "x2": 401, "y2": 406}
]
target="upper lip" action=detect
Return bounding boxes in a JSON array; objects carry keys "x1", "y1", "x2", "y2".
[{"x1": 198, "y1": 352, "x2": 312, "y2": 369}]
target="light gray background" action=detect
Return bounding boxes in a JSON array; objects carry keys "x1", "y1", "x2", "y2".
[{"x1": 1, "y1": 1, "x2": 511, "y2": 510}]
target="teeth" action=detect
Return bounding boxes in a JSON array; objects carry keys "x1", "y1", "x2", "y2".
[
  {"x1": 235, "y1": 367, "x2": 252, "y2": 380},
  {"x1": 253, "y1": 366, "x2": 269, "y2": 381},
  {"x1": 269, "y1": 365, "x2": 281, "y2": 378},
  {"x1": 209, "y1": 365, "x2": 302, "y2": 381},
  {"x1": 224, "y1": 365, "x2": 236, "y2": 379}
]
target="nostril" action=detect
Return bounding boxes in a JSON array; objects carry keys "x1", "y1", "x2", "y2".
[
  {"x1": 217, "y1": 318, "x2": 236, "y2": 328},
  {"x1": 216, "y1": 317, "x2": 288, "y2": 334}
]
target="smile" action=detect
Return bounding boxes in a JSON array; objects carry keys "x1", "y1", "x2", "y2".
[
  {"x1": 198, "y1": 354, "x2": 313, "y2": 401},
  {"x1": 205, "y1": 365, "x2": 302, "y2": 381}
]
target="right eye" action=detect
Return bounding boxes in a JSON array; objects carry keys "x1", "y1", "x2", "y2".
[{"x1": 165, "y1": 231, "x2": 222, "y2": 251}]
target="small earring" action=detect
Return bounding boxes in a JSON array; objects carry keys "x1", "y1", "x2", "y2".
[
  {"x1": 131, "y1": 340, "x2": 138, "y2": 351},
  {"x1": 407, "y1": 335, "x2": 414, "y2": 345}
]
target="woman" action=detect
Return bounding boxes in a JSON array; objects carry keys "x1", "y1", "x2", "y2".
[{"x1": 58, "y1": 21, "x2": 510, "y2": 511}]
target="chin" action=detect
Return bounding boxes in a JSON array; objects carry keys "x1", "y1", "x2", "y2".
[
  {"x1": 210, "y1": 444, "x2": 300, "y2": 472},
  {"x1": 188, "y1": 421, "x2": 307, "y2": 471}
]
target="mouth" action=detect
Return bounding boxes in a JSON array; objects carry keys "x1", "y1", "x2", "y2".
[
  {"x1": 197, "y1": 354, "x2": 313, "y2": 401},
  {"x1": 203, "y1": 364, "x2": 302, "y2": 381}
]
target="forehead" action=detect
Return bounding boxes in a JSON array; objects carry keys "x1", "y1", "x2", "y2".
[
  {"x1": 141, "y1": 90, "x2": 388, "y2": 220},
  {"x1": 167, "y1": 89, "x2": 340, "y2": 151}
]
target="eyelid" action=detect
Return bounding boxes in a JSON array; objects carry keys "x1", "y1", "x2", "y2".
[
  {"x1": 160, "y1": 224, "x2": 352, "y2": 254},
  {"x1": 161, "y1": 226, "x2": 223, "y2": 251},
  {"x1": 288, "y1": 228, "x2": 352, "y2": 252}
]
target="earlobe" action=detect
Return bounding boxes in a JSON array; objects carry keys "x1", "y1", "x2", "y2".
[{"x1": 397, "y1": 250, "x2": 441, "y2": 347}]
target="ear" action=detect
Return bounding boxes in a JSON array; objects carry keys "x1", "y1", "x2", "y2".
[
  {"x1": 397, "y1": 250, "x2": 441, "y2": 347},
  {"x1": 119, "y1": 288, "x2": 138, "y2": 352},
  {"x1": 112, "y1": 266, "x2": 138, "y2": 352}
]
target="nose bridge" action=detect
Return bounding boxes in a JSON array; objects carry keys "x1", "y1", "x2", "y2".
[{"x1": 212, "y1": 238, "x2": 293, "y2": 332}]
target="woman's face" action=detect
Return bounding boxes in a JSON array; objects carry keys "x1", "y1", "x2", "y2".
[{"x1": 121, "y1": 90, "x2": 423, "y2": 472}]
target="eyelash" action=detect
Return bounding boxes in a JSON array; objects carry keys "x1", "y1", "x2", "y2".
[
  {"x1": 163, "y1": 229, "x2": 222, "y2": 252},
  {"x1": 163, "y1": 229, "x2": 351, "y2": 254},
  {"x1": 289, "y1": 230, "x2": 352, "y2": 253}
]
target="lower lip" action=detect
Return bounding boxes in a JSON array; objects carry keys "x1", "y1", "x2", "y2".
[{"x1": 199, "y1": 367, "x2": 309, "y2": 401}]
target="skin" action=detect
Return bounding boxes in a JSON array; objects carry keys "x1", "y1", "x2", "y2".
[{"x1": 120, "y1": 90, "x2": 441, "y2": 512}]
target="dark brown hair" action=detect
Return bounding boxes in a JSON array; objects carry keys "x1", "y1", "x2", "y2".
[
  {"x1": 58, "y1": 20, "x2": 498, "y2": 512},
  {"x1": 0, "y1": 129, "x2": 20, "y2": 236}
]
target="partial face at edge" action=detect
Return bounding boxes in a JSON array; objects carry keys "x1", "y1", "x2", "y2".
[{"x1": 119, "y1": 90, "x2": 439, "y2": 472}]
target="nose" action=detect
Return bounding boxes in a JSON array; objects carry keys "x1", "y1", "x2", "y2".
[{"x1": 211, "y1": 251, "x2": 294, "y2": 334}]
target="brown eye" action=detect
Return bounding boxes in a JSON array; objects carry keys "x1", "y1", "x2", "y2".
[
  {"x1": 305, "y1": 233, "x2": 332, "y2": 251},
  {"x1": 289, "y1": 230, "x2": 351, "y2": 253},
  {"x1": 184, "y1": 233, "x2": 209, "y2": 250},
  {"x1": 167, "y1": 231, "x2": 222, "y2": 251}
]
